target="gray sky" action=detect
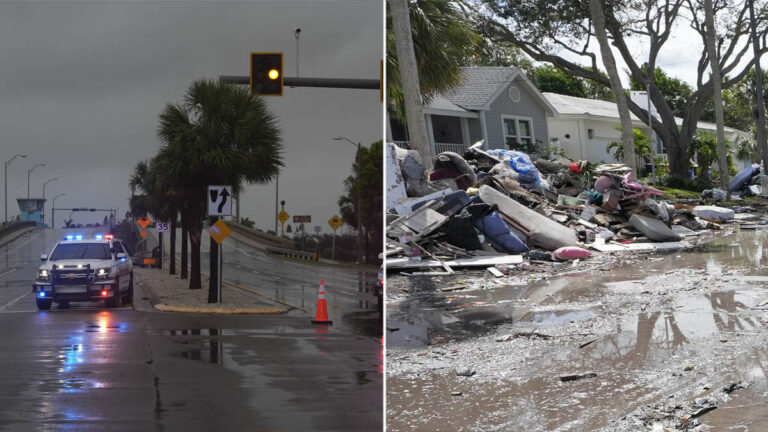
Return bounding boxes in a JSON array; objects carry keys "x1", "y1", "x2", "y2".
[{"x1": 0, "y1": 0, "x2": 382, "y2": 234}]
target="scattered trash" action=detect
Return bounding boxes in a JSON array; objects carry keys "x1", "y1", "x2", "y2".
[
  {"x1": 456, "y1": 367, "x2": 476, "y2": 377},
  {"x1": 559, "y1": 372, "x2": 597, "y2": 382}
]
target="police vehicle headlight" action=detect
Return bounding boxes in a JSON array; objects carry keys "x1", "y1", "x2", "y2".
[
  {"x1": 96, "y1": 267, "x2": 113, "y2": 280},
  {"x1": 37, "y1": 269, "x2": 49, "y2": 282}
]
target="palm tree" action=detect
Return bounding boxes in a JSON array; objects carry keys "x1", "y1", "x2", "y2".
[
  {"x1": 386, "y1": 0, "x2": 482, "y2": 120},
  {"x1": 156, "y1": 79, "x2": 283, "y2": 299}
]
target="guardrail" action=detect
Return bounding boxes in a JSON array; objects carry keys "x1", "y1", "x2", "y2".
[
  {"x1": 265, "y1": 246, "x2": 318, "y2": 261},
  {"x1": 0, "y1": 221, "x2": 36, "y2": 239},
  {"x1": 228, "y1": 222, "x2": 293, "y2": 249}
]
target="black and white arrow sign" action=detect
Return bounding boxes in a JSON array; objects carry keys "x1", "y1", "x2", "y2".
[{"x1": 207, "y1": 185, "x2": 233, "y2": 216}]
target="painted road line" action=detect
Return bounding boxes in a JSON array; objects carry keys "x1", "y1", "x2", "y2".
[
  {"x1": 0, "y1": 291, "x2": 31, "y2": 311},
  {"x1": 0, "y1": 268, "x2": 16, "y2": 279}
]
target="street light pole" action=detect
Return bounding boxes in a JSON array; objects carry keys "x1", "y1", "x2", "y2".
[
  {"x1": 42, "y1": 177, "x2": 57, "y2": 227},
  {"x1": 26, "y1": 163, "x2": 44, "y2": 222},
  {"x1": 333, "y1": 136, "x2": 363, "y2": 263},
  {"x1": 51, "y1": 193, "x2": 65, "y2": 228},
  {"x1": 4, "y1": 154, "x2": 26, "y2": 224}
]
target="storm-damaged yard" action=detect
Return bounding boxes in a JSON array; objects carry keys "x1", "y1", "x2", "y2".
[{"x1": 385, "y1": 143, "x2": 768, "y2": 431}]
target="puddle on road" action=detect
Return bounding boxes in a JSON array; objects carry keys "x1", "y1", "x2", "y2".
[{"x1": 388, "y1": 230, "x2": 768, "y2": 349}]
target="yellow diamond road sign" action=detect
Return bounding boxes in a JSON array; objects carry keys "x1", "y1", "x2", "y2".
[
  {"x1": 208, "y1": 220, "x2": 232, "y2": 244},
  {"x1": 328, "y1": 214, "x2": 343, "y2": 231},
  {"x1": 277, "y1": 209, "x2": 290, "y2": 223}
]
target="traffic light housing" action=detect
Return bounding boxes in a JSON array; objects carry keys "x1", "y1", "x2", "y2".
[{"x1": 250, "y1": 52, "x2": 283, "y2": 96}]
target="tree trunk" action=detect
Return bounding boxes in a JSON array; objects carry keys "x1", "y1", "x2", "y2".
[
  {"x1": 188, "y1": 216, "x2": 202, "y2": 290},
  {"x1": 591, "y1": 0, "x2": 635, "y2": 172},
  {"x1": 169, "y1": 214, "x2": 176, "y2": 275},
  {"x1": 750, "y1": 0, "x2": 768, "y2": 181},
  {"x1": 208, "y1": 216, "x2": 219, "y2": 303},
  {"x1": 389, "y1": 0, "x2": 433, "y2": 171},
  {"x1": 704, "y1": 0, "x2": 730, "y2": 198},
  {"x1": 181, "y1": 211, "x2": 188, "y2": 280}
]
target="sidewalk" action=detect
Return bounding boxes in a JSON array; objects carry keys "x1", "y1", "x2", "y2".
[{"x1": 134, "y1": 267, "x2": 288, "y2": 315}]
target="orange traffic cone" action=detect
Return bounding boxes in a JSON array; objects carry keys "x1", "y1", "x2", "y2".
[{"x1": 311, "y1": 280, "x2": 333, "y2": 325}]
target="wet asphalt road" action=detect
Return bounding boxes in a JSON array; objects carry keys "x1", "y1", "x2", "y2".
[{"x1": 0, "y1": 228, "x2": 382, "y2": 431}]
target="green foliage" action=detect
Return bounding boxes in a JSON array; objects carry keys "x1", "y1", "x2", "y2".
[
  {"x1": 387, "y1": 0, "x2": 482, "y2": 119},
  {"x1": 239, "y1": 217, "x2": 255, "y2": 229},
  {"x1": 338, "y1": 141, "x2": 383, "y2": 264},
  {"x1": 505, "y1": 137, "x2": 537, "y2": 154},
  {"x1": 687, "y1": 131, "x2": 737, "y2": 180},
  {"x1": 630, "y1": 67, "x2": 692, "y2": 118},
  {"x1": 606, "y1": 128, "x2": 651, "y2": 161},
  {"x1": 531, "y1": 64, "x2": 586, "y2": 97}
]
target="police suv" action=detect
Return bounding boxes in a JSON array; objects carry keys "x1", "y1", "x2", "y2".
[{"x1": 33, "y1": 233, "x2": 134, "y2": 310}]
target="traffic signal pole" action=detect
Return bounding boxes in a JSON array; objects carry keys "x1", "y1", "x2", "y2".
[{"x1": 220, "y1": 76, "x2": 379, "y2": 90}]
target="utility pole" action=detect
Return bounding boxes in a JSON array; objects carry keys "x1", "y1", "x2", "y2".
[
  {"x1": 389, "y1": 0, "x2": 433, "y2": 171},
  {"x1": 4, "y1": 154, "x2": 26, "y2": 223},
  {"x1": 750, "y1": 0, "x2": 768, "y2": 192},
  {"x1": 334, "y1": 136, "x2": 364, "y2": 263},
  {"x1": 704, "y1": 0, "x2": 730, "y2": 199}
]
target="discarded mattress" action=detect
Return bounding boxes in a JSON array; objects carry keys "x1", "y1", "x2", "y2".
[
  {"x1": 474, "y1": 209, "x2": 528, "y2": 254},
  {"x1": 478, "y1": 185, "x2": 579, "y2": 250},
  {"x1": 629, "y1": 214, "x2": 681, "y2": 242},
  {"x1": 692, "y1": 205, "x2": 735, "y2": 221},
  {"x1": 387, "y1": 255, "x2": 523, "y2": 269},
  {"x1": 553, "y1": 247, "x2": 591, "y2": 260},
  {"x1": 729, "y1": 164, "x2": 760, "y2": 192}
]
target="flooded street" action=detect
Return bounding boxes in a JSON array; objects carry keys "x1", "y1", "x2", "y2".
[{"x1": 387, "y1": 228, "x2": 768, "y2": 431}]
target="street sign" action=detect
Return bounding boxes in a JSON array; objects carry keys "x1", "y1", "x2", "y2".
[
  {"x1": 293, "y1": 215, "x2": 311, "y2": 223},
  {"x1": 140, "y1": 230, "x2": 147, "y2": 238},
  {"x1": 208, "y1": 185, "x2": 232, "y2": 216},
  {"x1": 156, "y1": 221, "x2": 170, "y2": 232},
  {"x1": 137, "y1": 215, "x2": 151, "y2": 228},
  {"x1": 328, "y1": 214, "x2": 343, "y2": 231},
  {"x1": 208, "y1": 219, "x2": 232, "y2": 244},
  {"x1": 278, "y1": 209, "x2": 290, "y2": 223},
  {"x1": 314, "y1": 225, "x2": 321, "y2": 233}
]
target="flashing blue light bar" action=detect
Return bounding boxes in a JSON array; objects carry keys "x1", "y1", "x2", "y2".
[
  {"x1": 95, "y1": 234, "x2": 103, "y2": 240},
  {"x1": 75, "y1": 235, "x2": 83, "y2": 240},
  {"x1": 39, "y1": 292, "x2": 45, "y2": 298},
  {"x1": 65, "y1": 235, "x2": 74, "y2": 241}
]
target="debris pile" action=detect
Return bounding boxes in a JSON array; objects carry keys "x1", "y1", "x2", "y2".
[
  {"x1": 386, "y1": 142, "x2": 733, "y2": 274},
  {"x1": 703, "y1": 163, "x2": 766, "y2": 200}
]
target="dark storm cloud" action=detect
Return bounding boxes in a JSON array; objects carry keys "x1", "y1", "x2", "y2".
[{"x1": 0, "y1": 0, "x2": 382, "y2": 231}]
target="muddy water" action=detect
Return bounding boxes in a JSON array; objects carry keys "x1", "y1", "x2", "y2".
[{"x1": 387, "y1": 229, "x2": 768, "y2": 431}]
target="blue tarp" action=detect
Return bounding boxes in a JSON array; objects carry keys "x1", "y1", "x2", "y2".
[{"x1": 486, "y1": 149, "x2": 541, "y2": 184}]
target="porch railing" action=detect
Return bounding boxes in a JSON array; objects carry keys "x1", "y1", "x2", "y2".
[{"x1": 434, "y1": 142, "x2": 468, "y2": 154}]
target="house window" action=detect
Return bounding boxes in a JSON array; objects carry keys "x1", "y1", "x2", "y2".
[
  {"x1": 431, "y1": 115, "x2": 463, "y2": 144},
  {"x1": 502, "y1": 116, "x2": 534, "y2": 150}
]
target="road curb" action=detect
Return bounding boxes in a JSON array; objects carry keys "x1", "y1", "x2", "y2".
[
  {"x1": 0, "y1": 226, "x2": 38, "y2": 249},
  {"x1": 133, "y1": 268, "x2": 289, "y2": 315},
  {"x1": 152, "y1": 303, "x2": 288, "y2": 315}
]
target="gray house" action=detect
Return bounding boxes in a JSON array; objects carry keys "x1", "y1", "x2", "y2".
[{"x1": 386, "y1": 67, "x2": 556, "y2": 156}]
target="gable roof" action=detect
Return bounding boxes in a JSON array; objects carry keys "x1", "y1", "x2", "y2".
[
  {"x1": 544, "y1": 92, "x2": 746, "y2": 135},
  {"x1": 429, "y1": 67, "x2": 554, "y2": 115}
]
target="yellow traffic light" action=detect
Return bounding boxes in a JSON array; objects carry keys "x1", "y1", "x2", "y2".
[{"x1": 250, "y1": 52, "x2": 283, "y2": 96}]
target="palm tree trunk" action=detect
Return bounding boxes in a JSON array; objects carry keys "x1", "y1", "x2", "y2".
[
  {"x1": 181, "y1": 211, "x2": 188, "y2": 280},
  {"x1": 208, "y1": 216, "x2": 219, "y2": 303},
  {"x1": 188, "y1": 216, "x2": 202, "y2": 290},
  {"x1": 169, "y1": 214, "x2": 177, "y2": 275},
  {"x1": 590, "y1": 0, "x2": 636, "y2": 172},
  {"x1": 390, "y1": 0, "x2": 433, "y2": 171}
]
